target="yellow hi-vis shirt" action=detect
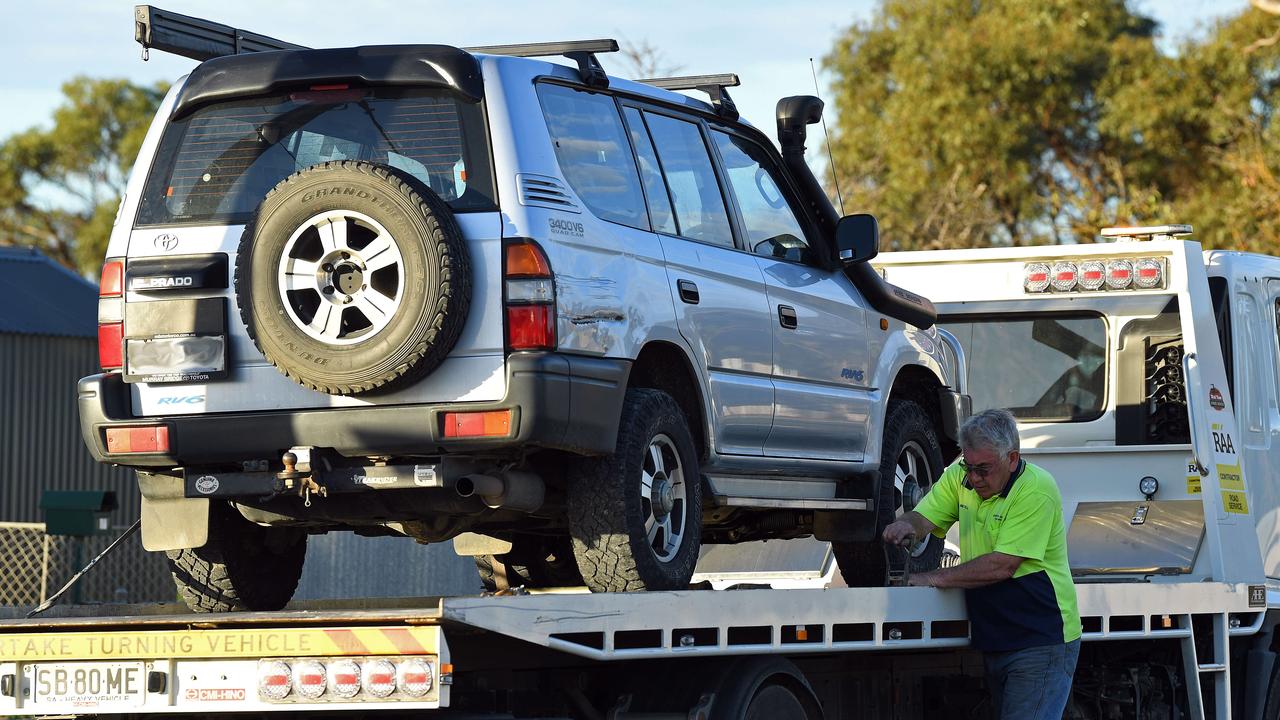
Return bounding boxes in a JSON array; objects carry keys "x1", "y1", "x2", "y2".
[{"x1": 914, "y1": 459, "x2": 1082, "y2": 652}]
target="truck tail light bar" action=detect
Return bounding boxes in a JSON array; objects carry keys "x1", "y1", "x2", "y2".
[
  {"x1": 256, "y1": 657, "x2": 436, "y2": 703},
  {"x1": 1025, "y1": 257, "x2": 1166, "y2": 294}
]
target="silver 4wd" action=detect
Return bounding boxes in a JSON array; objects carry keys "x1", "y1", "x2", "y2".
[{"x1": 79, "y1": 8, "x2": 967, "y2": 611}]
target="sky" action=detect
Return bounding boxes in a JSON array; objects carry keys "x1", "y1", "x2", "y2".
[{"x1": 0, "y1": 0, "x2": 1250, "y2": 146}]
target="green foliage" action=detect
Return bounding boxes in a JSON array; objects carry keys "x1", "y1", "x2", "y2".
[
  {"x1": 826, "y1": 0, "x2": 1280, "y2": 252},
  {"x1": 0, "y1": 77, "x2": 166, "y2": 273}
]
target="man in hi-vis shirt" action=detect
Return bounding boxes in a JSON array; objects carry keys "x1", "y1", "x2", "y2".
[{"x1": 883, "y1": 408, "x2": 1081, "y2": 719}]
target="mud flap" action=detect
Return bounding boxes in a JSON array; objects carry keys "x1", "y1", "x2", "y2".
[{"x1": 137, "y1": 470, "x2": 209, "y2": 551}]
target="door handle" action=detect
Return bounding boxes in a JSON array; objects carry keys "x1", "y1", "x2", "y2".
[
  {"x1": 677, "y1": 279, "x2": 700, "y2": 305},
  {"x1": 778, "y1": 305, "x2": 798, "y2": 329}
]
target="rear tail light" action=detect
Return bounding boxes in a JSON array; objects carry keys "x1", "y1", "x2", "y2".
[
  {"x1": 397, "y1": 658, "x2": 434, "y2": 697},
  {"x1": 293, "y1": 660, "x2": 327, "y2": 699},
  {"x1": 104, "y1": 425, "x2": 169, "y2": 454},
  {"x1": 1024, "y1": 263, "x2": 1050, "y2": 293},
  {"x1": 258, "y1": 661, "x2": 292, "y2": 700},
  {"x1": 361, "y1": 659, "x2": 397, "y2": 698},
  {"x1": 1077, "y1": 260, "x2": 1105, "y2": 291},
  {"x1": 1105, "y1": 259, "x2": 1134, "y2": 289},
  {"x1": 98, "y1": 322, "x2": 124, "y2": 370},
  {"x1": 328, "y1": 660, "x2": 361, "y2": 699},
  {"x1": 98, "y1": 259, "x2": 125, "y2": 371},
  {"x1": 504, "y1": 240, "x2": 555, "y2": 351},
  {"x1": 1134, "y1": 258, "x2": 1164, "y2": 289},
  {"x1": 1049, "y1": 261, "x2": 1078, "y2": 292}
]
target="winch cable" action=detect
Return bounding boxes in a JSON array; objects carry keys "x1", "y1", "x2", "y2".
[{"x1": 26, "y1": 519, "x2": 142, "y2": 618}]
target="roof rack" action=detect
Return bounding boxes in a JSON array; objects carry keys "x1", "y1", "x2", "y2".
[
  {"x1": 1100, "y1": 224, "x2": 1194, "y2": 242},
  {"x1": 134, "y1": 5, "x2": 307, "y2": 61},
  {"x1": 638, "y1": 73, "x2": 741, "y2": 120},
  {"x1": 464, "y1": 39, "x2": 619, "y2": 89}
]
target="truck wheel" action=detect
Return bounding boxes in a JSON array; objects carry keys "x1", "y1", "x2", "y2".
[
  {"x1": 165, "y1": 502, "x2": 307, "y2": 612},
  {"x1": 236, "y1": 160, "x2": 471, "y2": 395},
  {"x1": 568, "y1": 388, "x2": 702, "y2": 592},
  {"x1": 476, "y1": 536, "x2": 584, "y2": 592},
  {"x1": 834, "y1": 398, "x2": 944, "y2": 587},
  {"x1": 709, "y1": 657, "x2": 823, "y2": 720}
]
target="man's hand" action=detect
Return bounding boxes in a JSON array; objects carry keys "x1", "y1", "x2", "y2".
[{"x1": 882, "y1": 519, "x2": 917, "y2": 547}]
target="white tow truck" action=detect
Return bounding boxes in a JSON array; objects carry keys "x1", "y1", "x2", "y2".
[{"x1": 4, "y1": 8, "x2": 1280, "y2": 720}]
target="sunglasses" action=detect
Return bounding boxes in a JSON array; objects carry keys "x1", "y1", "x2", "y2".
[{"x1": 958, "y1": 459, "x2": 996, "y2": 479}]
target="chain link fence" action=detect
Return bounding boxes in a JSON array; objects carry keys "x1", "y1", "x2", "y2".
[{"x1": 0, "y1": 522, "x2": 174, "y2": 607}]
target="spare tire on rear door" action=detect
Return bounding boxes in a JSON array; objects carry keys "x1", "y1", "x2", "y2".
[{"x1": 236, "y1": 160, "x2": 471, "y2": 395}]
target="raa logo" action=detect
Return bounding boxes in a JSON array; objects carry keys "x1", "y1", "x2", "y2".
[{"x1": 1212, "y1": 431, "x2": 1235, "y2": 454}]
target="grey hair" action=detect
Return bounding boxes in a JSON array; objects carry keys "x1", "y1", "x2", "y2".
[{"x1": 958, "y1": 408, "x2": 1020, "y2": 457}]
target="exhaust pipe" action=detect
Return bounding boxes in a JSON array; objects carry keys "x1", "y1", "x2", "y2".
[{"x1": 456, "y1": 470, "x2": 544, "y2": 512}]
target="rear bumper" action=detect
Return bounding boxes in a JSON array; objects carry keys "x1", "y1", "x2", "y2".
[{"x1": 78, "y1": 353, "x2": 631, "y2": 468}]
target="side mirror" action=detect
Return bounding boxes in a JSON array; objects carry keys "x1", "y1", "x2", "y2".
[{"x1": 835, "y1": 213, "x2": 879, "y2": 265}]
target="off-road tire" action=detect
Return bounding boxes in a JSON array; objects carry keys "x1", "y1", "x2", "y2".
[
  {"x1": 235, "y1": 160, "x2": 471, "y2": 395},
  {"x1": 568, "y1": 388, "x2": 703, "y2": 592},
  {"x1": 834, "y1": 399, "x2": 945, "y2": 587},
  {"x1": 165, "y1": 502, "x2": 307, "y2": 612},
  {"x1": 476, "y1": 535, "x2": 584, "y2": 592}
]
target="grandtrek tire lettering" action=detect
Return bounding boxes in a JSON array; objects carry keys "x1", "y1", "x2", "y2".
[{"x1": 235, "y1": 163, "x2": 470, "y2": 395}]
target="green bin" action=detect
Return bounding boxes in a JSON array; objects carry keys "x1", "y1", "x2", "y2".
[{"x1": 39, "y1": 490, "x2": 118, "y2": 536}]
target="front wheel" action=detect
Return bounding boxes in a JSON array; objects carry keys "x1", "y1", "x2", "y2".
[
  {"x1": 834, "y1": 398, "x2": 945, "y2": 587},
  {"x1": 568, "y1": 388, "x2": 703, "y2": 592}
]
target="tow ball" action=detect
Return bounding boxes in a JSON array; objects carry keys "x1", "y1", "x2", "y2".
[{"x1": 276, "y1": 451, "x2": 327, "y2": 507}]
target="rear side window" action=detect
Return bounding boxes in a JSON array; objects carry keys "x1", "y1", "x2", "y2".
[
  {"x1": 643, "y1": 112, "x2": 734, "y2": 248},
  {"x1": 942, "y1": 314, "x2": 1108, "y2": 422},
  {"x1": 536, "y1": 84, "x2": 648, "y2": 230},
  {"x1": 137, "y1": 88, "x2": 495, "y2": 226}
]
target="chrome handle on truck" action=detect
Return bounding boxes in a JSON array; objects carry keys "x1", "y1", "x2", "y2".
[{"x1": 1182, "y1": 351, "x2": 1209, "y2": 477}]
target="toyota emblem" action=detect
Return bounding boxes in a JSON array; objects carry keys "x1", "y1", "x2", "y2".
[{"x1": 154, "y1": 233, "x2": 180, "y2": 252}]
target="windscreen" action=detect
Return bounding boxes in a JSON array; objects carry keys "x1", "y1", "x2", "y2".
[
  {"x1": 137, "y1": 87, "x2": 495, "y2": 226},
  {"x1": 942, "y1": 314, "x2": 1108, "y2": 422}
]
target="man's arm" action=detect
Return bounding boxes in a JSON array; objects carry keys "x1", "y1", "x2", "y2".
[
  {"x1": 910, "y1": 551, "x2": 1024, "y2": 589},
  {"x1": 883, "y1": 510, "x2": 938, "y2": 546}
]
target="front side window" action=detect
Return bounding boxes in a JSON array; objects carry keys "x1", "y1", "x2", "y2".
[
  {"x1": 642, "y1": 112, "x2": 734, "y2": 247},
  {"x1": 536, "y1": 84, "x2": 648, "y2": 230},
  {"x1": 942, "y1": 314, "x2": 1108, "y2": 422},
  {"x1": 138, "y1": 88, "x2": 495, "y2": 226},
  {"x1": 711, "y1": 130, "x2": 811, "y2": 263}
]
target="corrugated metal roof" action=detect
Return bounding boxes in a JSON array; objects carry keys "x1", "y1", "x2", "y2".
[{"x1": 0, "y1": 247, "x2": 97, "y2": 338}]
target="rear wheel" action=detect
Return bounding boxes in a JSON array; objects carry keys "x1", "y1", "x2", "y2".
[
  {"x1": 834, "y1": 398, "x2": 944, "y2": 587},
  {"x1": 568, "y1": 388, "x2": 702, "y2": 592},
  {"x1": 165, "y1": 502, "x2": 307, "y2": 612}
]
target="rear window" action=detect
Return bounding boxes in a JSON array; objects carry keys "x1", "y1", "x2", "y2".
[
  {"x1": 137, "y1": 88, "x2": 495, "y2": 226},
  {"x1": 942, "y1": 314, "x2": 1108, "y2": 422}
]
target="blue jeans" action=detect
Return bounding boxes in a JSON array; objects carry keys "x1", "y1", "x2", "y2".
[{"x1": 984, "y1": 638, "x2": 1080, "y2": 719}]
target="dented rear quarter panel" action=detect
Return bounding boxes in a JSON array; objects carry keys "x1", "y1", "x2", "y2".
[{"x1": 484, "y1": 57, "x2": 682, "y2": 362}]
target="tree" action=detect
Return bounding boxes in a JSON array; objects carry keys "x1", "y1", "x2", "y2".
[
  {"x1": 616, "y1": 38, "x2": 684, "y2": 79},
  {"x1": 0, "y1": 77, "x2": 167, "y2": 274},
  {"x1": 824, "y1": 0, "x2": 1280, "y2": 252}
]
